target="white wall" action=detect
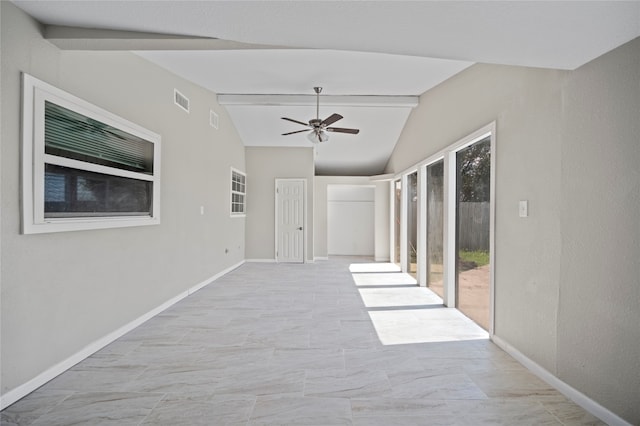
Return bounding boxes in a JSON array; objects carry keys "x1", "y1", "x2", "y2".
[
  {"x1": 244, "y1": 147, "x2": 315, "y2": 262},
  {"x1": 327, "y1": 185, "x2": 375, "y2": 256},
  {"x1": 1, "y1": 2, "x2": 246, "y2": 404},
  {"x1": 386, "y1": 37, "x2": 640, "y2": 424}
]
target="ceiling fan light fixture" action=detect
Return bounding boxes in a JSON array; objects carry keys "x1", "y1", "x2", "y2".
[
  {"x1": 307, "y1": 129, "x2": 329, "y2": 143},
  {"x1": 282, "y1": 86, "x2": 359, "y2": 143}
]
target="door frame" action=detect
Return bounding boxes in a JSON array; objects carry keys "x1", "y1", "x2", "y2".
[{"x1": 274, "y1": 178, "x2": 307, "y2": 263}]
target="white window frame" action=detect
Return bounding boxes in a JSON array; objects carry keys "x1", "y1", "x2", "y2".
[
  {"x1": 230, "y1": 168, "x2": 246, "y2": 217},
  {"x1": 21, "y1": 73, "x2": 161, "y2": 234}
]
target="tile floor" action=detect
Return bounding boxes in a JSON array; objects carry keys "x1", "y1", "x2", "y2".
[{"x1": 1, "y1": 257, "x2": 604, "y2": 425}]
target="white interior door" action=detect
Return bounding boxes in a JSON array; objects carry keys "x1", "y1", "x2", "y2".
[{"x1": 276, "y1": 179, "x2": 305, "y2": 263}]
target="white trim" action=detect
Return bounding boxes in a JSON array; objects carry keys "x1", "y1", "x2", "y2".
[
  {"x1": 374, "y1": 256, "x2": 391, "y2": 262},
  {"x1": 245, "y1": 258, "x2": 277, "y2": 263},
  {"x1": 314, "y1": 256, "x2": 329, "y2": 261},
  {"x1": 43, "y1": 154, "x2": 155, "y2": 182},
  {"x1": 491, "y1": 335, "x2": 631, "y2": 426},
  {"x1": 443, "y1": 151, "x2": 456, "y2": 307},
  {"x1": 0, "y1": 260, "x2": 244, "y2": 410},
  {"x1": 389, "y1": 180, "x2": 396, "y2": 266},
  {"x1": 488, "y1": 122, "x2": 497, "y2": 336},
  {"x1": 369, "y1": 173, "x2": 394, "y2": 182}
]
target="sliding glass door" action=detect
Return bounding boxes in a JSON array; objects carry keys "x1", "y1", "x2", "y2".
[
  {"x1": 390, "y1": 125, "x2": 494, "y2": 333},
  {"x1": 426, "y1": 160, "x2": 444, "y2": 298},
  {"x1": 393, "y1": 179, "x2": 402, "y2": 267},
  {"x1": 455, "y1": 137, "x2": 491, "y2": 330},
  {"x1": 406, "y1": 172, "x2": 418, "y2": 277}
]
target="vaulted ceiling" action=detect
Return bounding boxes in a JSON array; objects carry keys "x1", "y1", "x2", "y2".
[{"x1": 12, "y1": 1, "x2": 640, "y2": 175}]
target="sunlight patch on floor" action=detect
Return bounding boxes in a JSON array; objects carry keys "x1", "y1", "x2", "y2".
[
  {"x1": 351, "y1": 272, "x2": 417, "y2": 287},
  {"x1": 351, "y1": 263, "x2": 488, "y2": 345},
  {"x1": 348, "y1": 263, "x2": 402, "y2": 273},
  {"x1": 368, "y1": 309, "x2": 489, "y2": 345}
]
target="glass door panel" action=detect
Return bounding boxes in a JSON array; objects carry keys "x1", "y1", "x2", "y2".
[
  {"x1": 406, "y1": 172, "x2": 418, "y2": 277},
  {"x1": 456, "y1": 137, "x2": 491, "y2": 330},
  {"x1": 393, "y1": 179, "x2": 402, "y2": 267},
  {"x1": 426, "y1": 161, "x2": 444, "y2": 298}
]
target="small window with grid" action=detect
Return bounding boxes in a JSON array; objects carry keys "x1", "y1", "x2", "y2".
[{"x1": 230, "y1": 168, "x2": 246, "y2": 216}]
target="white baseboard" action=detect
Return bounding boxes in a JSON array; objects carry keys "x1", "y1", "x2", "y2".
[
  {"x1": 0, "y1": 260, "x2": 245, "y2": 410},
  {"x1": 491, "y1": 335, "x2": 631, "y2": 426},
  {"x1": 314, "y1": 257, "x2": 329, "y2": 261},
  {"x1": 187, "y1": 260, "x2": 244, "y2": 294},
  {"x1": 374, "y1": 257, "x2": 390, "y2": 262},
  {"x1": 245, "y1": 258, "x2": 276, "y2": 263}
]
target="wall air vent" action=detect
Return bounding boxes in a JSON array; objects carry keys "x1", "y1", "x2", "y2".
[
  {"x1": 174, "y1": 89, "x2": 190, "y2": 113},
  {"x1": 210, "y1": 110, "x2": 219, "y2": 129}
]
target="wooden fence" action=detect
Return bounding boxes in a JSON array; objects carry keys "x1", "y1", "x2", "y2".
[
  {"x1": 424, "y1": 201, "x2": 489, "y2": 253},
  {"x1": 458, "y1": 202, "x2": 490, "y2": 251}
]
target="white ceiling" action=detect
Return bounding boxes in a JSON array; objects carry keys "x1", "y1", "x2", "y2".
[{"x1": 12, "y1": 1, "x2": 640, "y2": 175}]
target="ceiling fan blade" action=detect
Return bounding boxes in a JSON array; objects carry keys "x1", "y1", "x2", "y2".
[
  {"x1": 281, "y1": 117, "x2": 310, "y2": 127},
  {"x1": 326, "y1": 127, "x2": 360, "y2": 134},
  {"x1": 282, "y1": 129, "x2": 309, "y2": 136},
  {"x1": 321, "y1": 113, "x2": 343, "y2": 127}
]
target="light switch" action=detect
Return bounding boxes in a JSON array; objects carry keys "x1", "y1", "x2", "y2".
[
  {"x1": 519, "y1": 200, "x2": 528, "y2": 217},
  {"x1": 200, "y1": 206, "x2": 205, "y2": 215}
]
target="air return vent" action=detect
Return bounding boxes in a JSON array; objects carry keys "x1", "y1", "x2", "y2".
[
  {"x1": 174, "y1": 89, "x2": 190, "y2": 113},
  {"x1": 210, "y1": 110, "x2": 219, "y2": 129}
]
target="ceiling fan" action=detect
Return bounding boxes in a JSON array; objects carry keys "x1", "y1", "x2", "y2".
[{"x1": 281, "y1": 87, "x2": 360, "y2": 143}]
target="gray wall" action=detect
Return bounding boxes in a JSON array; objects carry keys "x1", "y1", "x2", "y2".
[
  {"x1": 245, "y1": 147, "x2": 315, "y2": 262},
  {"x1": 386, "y1": 38, "x2": 640, "y2": 423},
  {"x1": 1, "y1": 2, "x2": 245, "y2": 398}
]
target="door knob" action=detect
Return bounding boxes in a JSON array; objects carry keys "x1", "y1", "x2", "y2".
[{"x1": 297, "y1": 227, "x2": 303, "y2": 230}]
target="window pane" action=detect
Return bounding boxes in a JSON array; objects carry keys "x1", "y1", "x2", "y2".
[
  {"x1": 393, "y1": 179, "x2": 402, "y2": 266},
  {"x1": 230, "y1": 170, "x2": 246, "y2": 216},
  {"x1": 45, "y1": 101, "x2": 154, "y2": 174},
  {"x1": 456, "y1": 137, "x2": 491, "y2": 330},
  {"x1": 44, "y1": 163, "x2": 152, "y2": 217},
  {"x1": 426, "y1": 160, "x2": 444, "y2": 298},
  {"x1": 232, "y1": 202, "x2": 244, "y2": 213},
  {"x1": 406, "y1": 172, "x2": 418, "y2": 277},
  {"x1": 44, "y1": 172, "x2": 66, "y2": 202}
]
